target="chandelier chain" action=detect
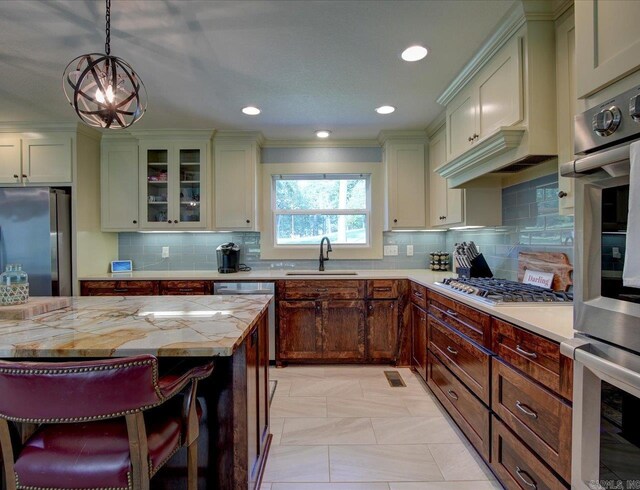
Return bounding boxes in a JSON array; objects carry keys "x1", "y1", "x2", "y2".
[{"x1": 105, "y1": 0, "x2": 111, "y2": 55}]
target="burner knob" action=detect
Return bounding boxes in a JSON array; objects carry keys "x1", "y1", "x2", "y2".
[
  {"x1": 592, "y1": 106, "x2": 621, "y2": 136},
  {"x1": 631, "y1": 95, "x2": 640, "y2": 122}
]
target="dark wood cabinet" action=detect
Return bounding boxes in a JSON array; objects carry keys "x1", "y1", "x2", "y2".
[
  {"x1": 323, "y1": 300, "x2": 366, "y2": 361},
  {"x1": 411, "y1": 303, "x2": 428, "y2": 381},
  {"x1": 366, "y1": 299, "x2": 398, "y2": 362},
  {"x1": 158, "y1": 280, "x2": 211, "y2": 295},
  {"x1": 80, "y1": 280, "x2": 158, "y2": 296},
  {"x1": 429, "y1": 290, "x2": 491, "y2": 348},
  {"x1": 278, "y1": 300, "x2": 323, "y2": 361}
]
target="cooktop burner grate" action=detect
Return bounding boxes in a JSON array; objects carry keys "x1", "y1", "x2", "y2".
[{"x1": 435, "y1": 277, "x2": 572, "y2": 305}]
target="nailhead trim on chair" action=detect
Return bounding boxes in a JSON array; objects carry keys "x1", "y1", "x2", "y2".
[{"x1": 15, "y1": 471, "x2": 133, "y2": 490}]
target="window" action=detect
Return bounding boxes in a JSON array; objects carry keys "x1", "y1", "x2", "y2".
[{"x1": 273, "y1": 174, "x2": 370, "y2": 246}]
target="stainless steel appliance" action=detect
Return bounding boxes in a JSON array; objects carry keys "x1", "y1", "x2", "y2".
[
  {"x1": 561, "y1": 83, "x2": 640, "y2": 489},
  {"x1": 0, "y1": 188, "x2": 71, "y2": 296},
  {"x1": 216, "y1": 242, "x2": 240, "y2": 273},
  {"x1": 434, "y1": 277, "x2": 572, "y2": 306},
  {"x1": 213, "y1": 282, "x2": 276, "y2": 361}
]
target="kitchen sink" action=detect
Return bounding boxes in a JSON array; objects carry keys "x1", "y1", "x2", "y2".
[{"x1": 285, "y1": 271, "x2": 358, "y2": 276}]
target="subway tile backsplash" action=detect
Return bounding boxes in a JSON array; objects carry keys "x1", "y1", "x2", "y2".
[{"x1": 118, "y1": 173, "x2": 574, "y2": 280}]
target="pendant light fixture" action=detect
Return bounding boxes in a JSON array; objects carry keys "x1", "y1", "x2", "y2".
[{"x1": 62, "y1": 0, "x2": 147, "y2": 129}]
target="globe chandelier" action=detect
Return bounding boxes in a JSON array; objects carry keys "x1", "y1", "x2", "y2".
[{"x1": 62, "y1": 0, "x2": 147, "y2": 129}]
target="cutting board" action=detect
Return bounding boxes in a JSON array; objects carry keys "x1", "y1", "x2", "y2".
[
  {"x1": 518, "y1": 252, "x2": 573, "y2": 292},
  {"x1": 0, "y1": 297, "x2": 72, "y2": 320}
]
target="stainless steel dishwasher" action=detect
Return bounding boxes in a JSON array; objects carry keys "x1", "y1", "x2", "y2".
[{"x1": 213, "y1": 282, "x2": 276, "y2": 361}]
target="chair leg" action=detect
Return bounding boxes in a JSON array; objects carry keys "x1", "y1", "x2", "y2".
[{"x1": 187, "y1": 440, "x2": 198, "y2": 490}]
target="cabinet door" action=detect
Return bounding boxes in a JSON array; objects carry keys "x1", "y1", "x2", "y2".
[
  {"x1": 411, "y1": 303, "x2": 427, "y2": 381},
  {"x1": 575, "y1": 0, "x2": 640, "y2": 98},
  {"x1": 101, "y1": 142, "x2": 139, "y2": 230},
  {"x1": 278, "y1": 300, "x2": 323, "y2": 360},
  {"x1": 429, "y1": 127, "x2": 463, "y2": 227},
  {"x1": 140, "y1": 143, "x2": 172, "y2": 229},
  {"x1": 0, "y1": 137, "x2": 22, "y2": 184},
  {"x1": 323, "y1": 300, "x2": 365, "y2": 361},
  {"x1": 245, "y1": 326, "x2": 260, "y2": 487},
  {"x1": 215, "y1": 144, "x2": 257, "y2": 229},
  {"x1": 174, "y1": 142, "x2": 207, "y2": 229},
  {"x1": 477, "y1": 36, "x2": 522, "y2": 138},
  {"x1": 387, "y1": 143, "x2": 426, "y2": 229},
  {"x1": 556, "y1": 11, "x2": 575, "y2": 216},
  {"x1": 366, "y1": 300, "x2": 398, "y2": 362},
  {"x1": 22, "y1": 137, "x2": 72, "y2": 183},
  {"x1": 257, "y1": 313, "x2": 270, "y2": 453},
  {"x1": 447, "y1": 90, "x2": 476, "y2": 160}
]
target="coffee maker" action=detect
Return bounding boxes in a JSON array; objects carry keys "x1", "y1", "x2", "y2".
[{"x1": 216, "y1": 242, "x2": 240, "y2": 273}]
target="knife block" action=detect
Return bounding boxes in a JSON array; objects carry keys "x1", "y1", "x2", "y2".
[{"x1": 470, "y1": 254, "x2": 493, "y2": 278}]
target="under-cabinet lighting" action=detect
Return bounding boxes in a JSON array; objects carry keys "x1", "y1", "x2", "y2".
[
  {"x1": 315, "y1": 130, "x2": 331, "y2": 138},
  {"x1": 448, "y1": 225, "x2": 486, "y2": 230},
  {"x1": 390, "y1": 229, "x2": 446, "y2": 232}
]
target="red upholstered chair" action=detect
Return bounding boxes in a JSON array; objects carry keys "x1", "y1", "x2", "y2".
[{"x1": 0, "y1": 355, "x2": 213, "y2": 490}]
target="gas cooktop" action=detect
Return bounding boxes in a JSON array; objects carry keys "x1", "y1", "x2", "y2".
[{"x1": 434, "y1": 277, "x2": 573, "y2": 306}]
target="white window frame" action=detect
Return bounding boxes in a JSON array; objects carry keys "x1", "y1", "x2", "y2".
[
  {"x1": 272, "y1": 173, "x2": 371, "y2": 247},
  {"x1": 260, "y1": 161, "x2": 384, "y2": 260}
]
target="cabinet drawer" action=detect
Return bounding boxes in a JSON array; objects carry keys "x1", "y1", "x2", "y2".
[
  {"x1": 410, "y1": 281, "x2": 427, "y2": 309},
  {"x1": 427, "y1": 353, "x2": 490, "y2": 461},
  {"x1": 159, "y1": 280, "x2": 211, "y2": 295},
  {"x1": 429, "y1": 291, "x2": 491, "y2": 348},
  {"x1": 429, "y1": 314, "x2": 491, "y2": 405},
  {"x1": 366, "y1": 280, "x2": 398, "y2": 299},
  {"x1": 492, "y1": 359, "x2": 571, "y2": 482},
  {"x1": 491, "y1": 416, "x2": 568, "y2": 489},
  {"x1": 280, "y1": 280, "x2": 365, "y2": 300},
  {"x1": 80, "y1": 280, "x2": 157, "y2": 296},
  {"x1": 491, "y1": 318, "x2": 573, "y2": 401}
]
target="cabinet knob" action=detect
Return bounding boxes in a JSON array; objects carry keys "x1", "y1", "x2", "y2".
[
  {"x1": 132, "y1": 220, "x2": 137, "y2": 224},
  {"x1": 558, "y1": 191, "x2": 567, "y2": 198},
  {"x1": 473, "y1": 133, "x2": 479, "y2": 140},
  {"x1": 173, "y1": 220, "x2": 178, "y2": 224},
  {"x1": 368, "y1": 304, "x2": 373, "y2": 310},
  {"x1": 21, "y1": 174, "x2": 27, "y2": 179},
  {"x1": 468, "y1": 136, "x2": 474, "y2": 142},
  {"x1": 393, "y1": 219, "x2": 398, "y2": 223},
  {"x1": 246, "y1": 219, "x2": 250, "y2": 224},
  {"x1": 167, "y1": 220, "x2": 171, "y2": 223},
  {"x1": 13, "y1": 174, "x2": 18, "y2": 179}
]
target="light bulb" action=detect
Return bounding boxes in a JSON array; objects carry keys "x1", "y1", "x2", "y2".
[
  {"x1": 105, "y1": 85, "x2": 114, "y2": 102},
  {"x1": 95, "y1": 88, "x2": 105, "y2": 103},
  {"x1": 95, "y1": 85, "x2": 114, "y2": 104}
]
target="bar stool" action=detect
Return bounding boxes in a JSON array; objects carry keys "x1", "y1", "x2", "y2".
[{"x1": 0, "y1": 355, "x2": 213, "y2": 490}]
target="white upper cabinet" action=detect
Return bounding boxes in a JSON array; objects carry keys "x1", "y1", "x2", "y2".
[
  {"x1": 0, "y1": 137, "x2": 21, "y2": 184},
  {"x1": 213, "y1": 132, "x2": 262, "y2": 231},
  {"x1": 381, "y1": 133, "x2": 427, "y2": 230},
  {"x1": 0, "y1": 134, "x2": 72, "y2": 184},
  {"x1": 436, "y1": 3, "x2": 557, "y2": 188},
  {"x1": 101, "y1": 140, "x2": 139, "y2": 231},
  {"x1": 556, "y1": 8, "x2": 576, "y2": 216},
  {"x1": 139, "y1": 139, "x2": 209, "y2": 230},
  {"x1": 575, "y1": 0, "x2": 640, "y2": 98}
]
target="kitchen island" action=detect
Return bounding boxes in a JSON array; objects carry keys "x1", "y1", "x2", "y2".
[{"x1": 0, "y1": 295, "x2": 273, "y2": 490}]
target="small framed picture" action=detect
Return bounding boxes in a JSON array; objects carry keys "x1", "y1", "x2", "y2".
[{"x1": 111, "y1": 260, "x2": 133, "y2": 273}]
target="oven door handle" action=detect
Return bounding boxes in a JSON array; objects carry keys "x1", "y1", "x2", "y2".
[{"x1": 575, "y1": 345, "x2": 640, "y2": 391}]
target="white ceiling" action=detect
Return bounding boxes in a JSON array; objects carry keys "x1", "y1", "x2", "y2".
[{"x1": 0, "y1": 0, "x2": 515, "y2": 140}]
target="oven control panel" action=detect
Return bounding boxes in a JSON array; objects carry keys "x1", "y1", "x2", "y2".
[{"x1": 575, "y1": 84, "x2": 640, "y2": 155}]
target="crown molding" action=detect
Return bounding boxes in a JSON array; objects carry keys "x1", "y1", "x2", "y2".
[
  {"x1": 129, "y1": 129, "x2": 216, "y2": 140},
  {"x1": 377, "y1": 130, "x2": 428, "y2": 145},
  {"x1": 213, "y1": 130, "x2": 265, "y2": 146},
  {"x1": 262, "y1": 138, "x2": 380, "y2": 148},
  {"x1": 552, "y1": 0, "x2": 573, "y2": 20},
  {"x1": 425, "y1": 112, "x2": 446, "y2": 138}
]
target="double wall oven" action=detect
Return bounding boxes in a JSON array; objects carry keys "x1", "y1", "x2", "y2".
[{"x1": 562, "y1": 83, "x2": 640, "y2": 490}]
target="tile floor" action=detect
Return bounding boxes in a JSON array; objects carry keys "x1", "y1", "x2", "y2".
[{"x1": 261, "y1": 365, "x2": 503, "y2": 490}]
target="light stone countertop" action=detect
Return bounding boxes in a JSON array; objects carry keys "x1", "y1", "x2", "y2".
[
  {"x1": 78, "y1": 269, "x2": 575, "y2": 343},
  {"x1": 0, "y1": 295, "x2": 272, "y2": 358}
]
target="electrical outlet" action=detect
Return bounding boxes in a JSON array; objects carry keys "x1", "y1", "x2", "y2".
[
  {"x1": 406, "y1": 245, "x2": 414, "y2": 256},
  {"x1": 162, "y1": 246, "x2": 170, "y2": 258},
  {"x1": 383, "y1": 245, "x2": 398, "y2": 256},
  {"x1": 613, "y1": 247, "x2": 622, "y2": 259}
]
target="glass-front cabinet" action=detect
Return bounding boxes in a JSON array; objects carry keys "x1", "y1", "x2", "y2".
[{"x1": 139, "y1": 140, "x2": 208, "y2": 229}]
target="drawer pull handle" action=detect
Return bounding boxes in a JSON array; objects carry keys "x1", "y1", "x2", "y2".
[
  {"x1": 316, "y1": 288, "x2": 328, "y2": 292},
  {"x1": 178, "y1": 288, "x2": 194, "y2": 292},
  {"x1": 515, "y1": 466, "x2": 537, "y2": 488},
  {"x1": 446, "y1": 309, "x2": 458, "y2": 317},
  {"x1": 113, "y1": 289, "x2": 129, "y2": 293},
  {"x1": 413, "y1": 291, "x2": 423, "y2": 298},
  {"x1": 516, "y1": 345, "x2": 538, "y2": 359},
  {"x1": 374, "y1": 287, "x2": 392, "y2": 292},
  {"x1": 515, "y1": 401, "x2": 538, "y2": 419},
  {"x1": 447, "y1": 389, "x2": 458, "y2": 400},
  {"x1": 446, "y1": 346, "x2": 458, "y2": 355}
]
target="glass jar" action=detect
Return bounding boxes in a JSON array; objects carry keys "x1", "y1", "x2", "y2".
[{"x1": 1, "y1": 264, "x2": 28, "y2": 286}]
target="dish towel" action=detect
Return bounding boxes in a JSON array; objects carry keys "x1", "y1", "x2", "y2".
[{"x1": 623, "y1": 141, "x2": 640, "y2": 287}]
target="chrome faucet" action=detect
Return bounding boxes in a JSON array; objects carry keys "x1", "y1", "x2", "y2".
[{"x1": 319, "y1": 236, "x2": 332, "y2": 271}]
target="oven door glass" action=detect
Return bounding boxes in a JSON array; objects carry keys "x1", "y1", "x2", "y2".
[
  {"x1": 599, "y1": 380, "x2": 640, "y2": 488},
  {"x1": 602, "y1": 184, "x2": 640, "y2": 304}
]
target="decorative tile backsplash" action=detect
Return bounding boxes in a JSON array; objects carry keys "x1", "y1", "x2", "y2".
[{"x1": 118, "y1": 173, "x2": 574, "y2": 280}]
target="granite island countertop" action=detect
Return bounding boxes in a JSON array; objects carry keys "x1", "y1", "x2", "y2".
[{"x1": 0, "y1": 295, "x2": 272, "y2": 358}]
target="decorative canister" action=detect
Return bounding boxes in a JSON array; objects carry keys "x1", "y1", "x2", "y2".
[{"x1": 0, "y1": 264, "x2": 29, "y2": 306}]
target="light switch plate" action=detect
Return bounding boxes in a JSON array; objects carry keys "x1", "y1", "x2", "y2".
[
  {"x1": 162, "y1": 246, "x2": 170, "y2": 258},
  {"x1": 407, "y1": 245, "x2": 414, "y2": 256},
  {"x1": 383, "y1": 245, "x2": 398, "y2": 256}
]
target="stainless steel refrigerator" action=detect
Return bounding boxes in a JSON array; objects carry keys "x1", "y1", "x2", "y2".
[{"x1": 0, "y1": 188, "x2": 72, "y2": 296}]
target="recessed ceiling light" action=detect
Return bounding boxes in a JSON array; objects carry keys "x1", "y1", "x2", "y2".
[
  {"x1": 242, "y1": 106, "x2": 261, "y2": 115},
  {"x1": 375, "y1": 105, "x2": 396, "y2": 114},
  {"x1": 401, "y1": 45, "x2": 428, "y2": 62},
  {"x1": 316, "y1": 130, "x2": 331, "y2": 138}
]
